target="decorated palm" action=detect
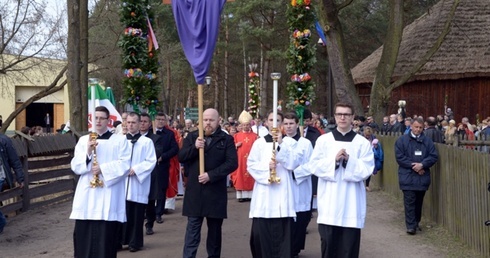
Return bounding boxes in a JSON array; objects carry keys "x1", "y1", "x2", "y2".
[
  {"x1": 286, "y1": 0, "x2": 317, "y2": 126},
  {"x1": 119, "y1": 0, "x2": 160, "y2": 117}
]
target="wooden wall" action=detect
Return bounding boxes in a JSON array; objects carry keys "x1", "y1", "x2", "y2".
[{"x1": 357, "y1": 77, "x2": 490, "y2": 123}]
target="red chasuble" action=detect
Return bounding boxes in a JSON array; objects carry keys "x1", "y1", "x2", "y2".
[
  {"x1": 166, "y1": 126, "x2": 182, "y2": 198},
  {"x1": 231, "y1": 131, "x2": 257, "y2": 191}
]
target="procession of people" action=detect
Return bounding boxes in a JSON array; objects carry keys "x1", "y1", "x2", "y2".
[{"x1": 63, "y1": 99, "x2": 404, "y2": 258}]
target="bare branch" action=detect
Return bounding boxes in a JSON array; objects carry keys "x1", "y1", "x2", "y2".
[
  {"x1": 337, "y1": 0, "x2": 354, "y2": 11},
  {"x1": 0, "y1": 64, "x2": 68, "y2": 133},
  {"x1": 388, "y1": 0, "x2": 460, "y2": 92}
]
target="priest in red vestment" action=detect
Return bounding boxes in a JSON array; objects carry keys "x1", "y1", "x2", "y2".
[
  {"x1": 165, "y1": 123, "x2": 182, "y2": 211},
  {"x1": 231, "y1": 111, "x2": 257, "y2": 202}
]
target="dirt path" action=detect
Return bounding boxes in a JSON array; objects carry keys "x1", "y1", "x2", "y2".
[{"x1": 0, "y1": 188, "x2": 482, "y2": 258}]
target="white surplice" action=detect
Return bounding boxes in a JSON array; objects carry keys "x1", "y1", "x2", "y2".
[
  {"x1": 295, "y1": 131, "x2": 374, "y2": 228},
  {"x1": 247, "y1": 136, "x2": 303, "y2": 219},
  {"x1": 70, "y1": 133, "x2": 131, "y2": 222},
  {"x1": 125, "y1": 135, "x2": 156, "y2": 204},
  {"x1": 278, "y1": 137, "x2": 313, "y2": 213}
]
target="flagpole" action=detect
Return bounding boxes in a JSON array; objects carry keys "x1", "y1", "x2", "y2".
[{"x1": 198, "y1": 83, "x2": 204, "y2": 175}]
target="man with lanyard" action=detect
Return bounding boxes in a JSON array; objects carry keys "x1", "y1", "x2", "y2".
[
  {"x1": 120, "y1": 112, "x2": 156, "y2": 252},
  {"x1": 70, "y1": 106, "x2": 131, "y2": 258},
  {"x1": 295, "y1": 102, "x2": 374, "y2": 258},
  {"x1": 395, "y1": 117, "x2": 438, "y2": 235}
]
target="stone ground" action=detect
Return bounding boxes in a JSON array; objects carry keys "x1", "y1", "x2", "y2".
[{"x1": 0, "y1": 187, "x2": 484, "y2": 258}]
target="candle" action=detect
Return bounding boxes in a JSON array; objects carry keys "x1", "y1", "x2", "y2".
[
  {"x1": 270, "y1": 73, "x2": 281, "y2": 128},
  {"x1": 91, "y1": 85, "x2": 96, "y2": 132}
]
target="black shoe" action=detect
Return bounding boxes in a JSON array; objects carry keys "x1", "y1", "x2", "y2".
[
  {"x1": 238, "y1": 198, "x2": 244, "y2": 202},
  {"x1": 406, "y1": 229, "x2": 416, "y2": 235},
  {"x1": 146, "y1": 227, "x2": 154, "y2": 235},
  {"x1": 129, "y1": 246, "x2": 140, "y2": 252},
  {"x1": 156, "y1": 215, "x2": 164, "y2": 224}
]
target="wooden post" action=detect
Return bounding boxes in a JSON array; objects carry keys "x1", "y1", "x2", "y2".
[
  {"x1": 21, "y1": 137, "x2": 30, "y2": 212},
  {"x1": 198, "y1": 84, "x2": 205, "y2": 175}
]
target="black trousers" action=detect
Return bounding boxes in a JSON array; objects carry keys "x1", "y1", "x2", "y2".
[
  {"x1": 146, "y1": 197, "x2": 165, "y2": 228},
  {"x1": 122, "y1": 201, "x2": 146, "y2": 249},
  {"x1": 250, "y1": 217, "x2": 293, "y2": 258},
  {"x1": 318, "y1": 224, "x2": 361, "y2": 258},
  {"x1": 292, "y1": 210, "x2": 312, "y2": 255},
  {"x1": 74, "y1": 220, "x2": 119, "y2": 258},
  {"x1": 402, "y1": 190, "x2": 426, "y2": 229},
  {"x1": 183, "y1": 216, "x2": 223, "y2": 258}
]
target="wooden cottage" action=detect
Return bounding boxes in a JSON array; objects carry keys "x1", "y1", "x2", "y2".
[{"x1": 351, "y1": 0, "x2": 490, "y2": 123}]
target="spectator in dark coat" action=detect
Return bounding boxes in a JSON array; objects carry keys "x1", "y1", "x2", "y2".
[
  {"x1": 153, "y1": 113, "x2": 179, "y2": 225},
  {"x1": 0, "y1": 133, "x2": 25, "y2": 234},
  {"x1": 380, "y1": 116, "x2": 390, "y2": 134},
  {"x1": 388, "y1": 114, "x2": 403, "y2": 133},
  {"x1": 366, "y1": 116, "x2": 379, "y2": 133},
  {"x1": 139, "y1": 113, "x2": 175, "y2": 235},
  {"x1": 424, "y1": 117, "x2": 444, "y2": 143},
  {"x1": 395, "y1": 117, "x2": 438, "y2": 235},
  {"x1": 179, "y1": 108, "x2": 238, "y2": 258}
]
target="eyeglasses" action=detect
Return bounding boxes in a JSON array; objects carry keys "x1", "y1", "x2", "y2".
[{"x1": 334, "y1": 113, "x2": 353, "y2": 118}]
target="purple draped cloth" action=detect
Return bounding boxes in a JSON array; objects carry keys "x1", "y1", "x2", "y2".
[{"x1": 172, "y1": 0, "x2": 226, "y2": 84}]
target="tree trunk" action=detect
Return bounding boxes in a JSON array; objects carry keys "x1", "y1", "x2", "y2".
[
  {"x1": 368, "y1": 0, "x2": 459, "y2": 124},
  {"x1": 242, "y1": 41, "x2": 247, "y2": 111},
  {"x1": 368, "y1": 0, "x2": 403, "y2": 123},
  {"x1": 80, "y1": 0, "x2": 89, "y2": 131},
  {"x1": 224, "y1": 14, "x2": 230, "y2": 116},
  {"x1": 209, "y1": 61, "x2": 220, "y2": 112},
  {"x1": 67, "y1": 0, "x2": 83, "y2": 132},
  {"x1": 321, "y1": 0, "x2": 364, "y2": 115},
  {"x1": 259, "y1": 46, "x2": 270, "y2": 117},
  {"x1": 164, "y1": 58, "x2": 171, "y2": 115}
]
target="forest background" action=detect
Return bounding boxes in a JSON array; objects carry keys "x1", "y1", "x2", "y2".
[{"x1": 0, "y1": 0, "x2": 443, "y2": 131}]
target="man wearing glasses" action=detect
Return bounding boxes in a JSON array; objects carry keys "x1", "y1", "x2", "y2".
[
  {"x1": 295, "y1": 102, "x2": 374, "y2": 258},
  {"x1": 70, "y1": 106, "x2": 132, "y2": 258}
]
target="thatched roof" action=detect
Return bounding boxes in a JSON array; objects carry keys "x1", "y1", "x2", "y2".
[{"x1": 351, "y1": 0, "x2": 490, "y2": 84}]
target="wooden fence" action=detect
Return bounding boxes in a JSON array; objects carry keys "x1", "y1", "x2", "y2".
[
  {"x1": 374, "y1": 134, "x2": 490, "y2": 256},
  {"x1": 0, "y1": 133, "x2": 78, "y2": 216},
  {"x1": 1, "y1": 132, "x2": 489, "y2": 255}
]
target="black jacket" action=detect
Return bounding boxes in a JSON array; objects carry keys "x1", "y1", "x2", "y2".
[
  {"x1": 304, "y1": 126, "x2": 322, "y2": 148},
  {"x1": 150, "y1": 128, "x2": 179, "y2": 198},
  {"x1": 395, "y1": 133, "x2": 438, "y2": 191},
  {"x1": 424, "y1": 127, "x2": 444, "y2": 144},
  {"x1": 178, "y1": 127, "x2": 238, "y2": 218},
  {"x1": 0, "y1": 134, "x2": 24, "y2": 190},
  {"x1": 144, "y1": 132, "x2": 164, "y2": 199}
]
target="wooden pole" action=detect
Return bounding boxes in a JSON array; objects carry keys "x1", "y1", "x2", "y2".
[{"x1": 198, "y1": 84, "x2": 205, "y2": 175}]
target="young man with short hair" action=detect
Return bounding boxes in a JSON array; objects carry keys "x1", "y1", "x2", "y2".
[
  {"x1": 70, "y1": 106, "x2": 131, "y2": 258},
  {"x1": 296, "y1": 102, "x2": 374, "y2": 258},
  {"x1": 120, "y1": 112, "x2": 156, "y2": 252}
]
